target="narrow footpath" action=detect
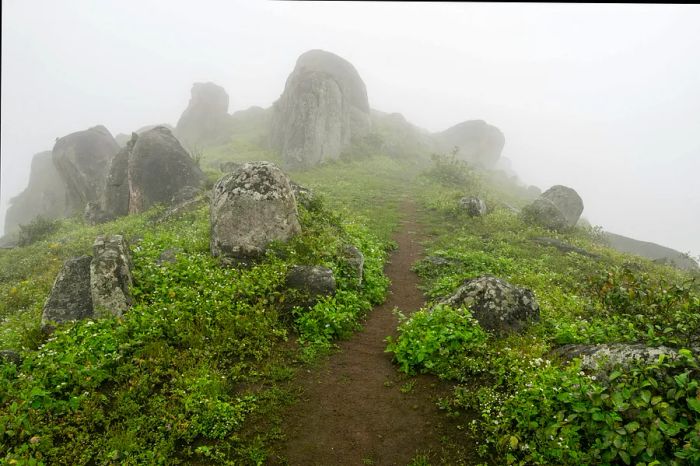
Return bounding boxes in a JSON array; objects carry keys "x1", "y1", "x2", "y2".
[{"x1": 271, "y1": 198, "x2": 474, "y2": 465}]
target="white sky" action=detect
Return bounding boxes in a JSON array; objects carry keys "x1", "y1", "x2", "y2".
[{"x1": 2, "y1": 1, "x2": 699, "y2": 258}]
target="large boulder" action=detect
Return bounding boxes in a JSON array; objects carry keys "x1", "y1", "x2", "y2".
[
  {"x1": 522, "y1": 185, "x2": 583, "y2": 231},
  {"x1": 270, "y1": 49, "x2": 371, "y2": 168},
  {"x1": 4, "y1": 151, "x2": 67, "y2": 236},
  {"x1": 42, "y1": 255, "x2": 94, "y2": 327},
  {"x1": 127, "y1": 126, "x2": 205, "y2": 214},
  {"x1": 435, "y1": 120, "x2": 505, "y2": 168},
  {"x1": 175, "y1": 82, "x2": 231, "y2": 148},
  {"x1": 52, "y1": 125, "x2": 120, "y2": 215},
  {"x1": 210, "y1": 161, "x2": 301, "y2": 262},
  {"x1": 440, "y1": 275, "x2": 539, "y2": 334},
  {"x1": 459, "y1": 196, "x2": 487, "y2": 217},
  {"x1": 90, "y1": 235, "x2": 133, "y2": 318}
]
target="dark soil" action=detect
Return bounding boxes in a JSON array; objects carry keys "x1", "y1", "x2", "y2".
[{"x1": 270, "y1": 198, "x2": 477, "y2": 465}]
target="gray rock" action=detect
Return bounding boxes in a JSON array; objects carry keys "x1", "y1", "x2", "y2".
[
  {"x1": 90, "y1": 235, "x2": 133, "y2": 318},
  {"x1": 435, "y1": 120, "x2": 505, "y2": 168},
  {"x1": 52, "y1": 125, "x2": 120, "y2": 216},
  {"x1": 175, "y1": 82, "x2": 231, "y2": 148},
  {"x1": 459, "y1": 197, "x2": 487, "y2": 217},
  {"x1": 210, "y1": 161, "x2": 301, "y2": 262},
  {"x1": 533, "y1": 237, "x2": 599, "y2": 259},
  {"x1": 424, "y1": 256, "x2": 457, "y2": 267},
  {"x1": 0, "y1": 350, "x2": 21, "y2": 366},
  {"x1": 540, "y1": 185, "x2": 584, "y2": 228},
  {"x1": 171, "y1": 185, "x2": 202, "y2": 205},
  {"x1": 553, "y1": 343, "x2": 699, "y2": 375},
  {"x1": 4, "y1": 151, "x2": 67, "y2": 236},
  {"x1": 342, "y1": 245, "x2": 365, "y2": 286},
  {"x1": 271, "y1": 49, "x2": 371, "y2": 168},
  {"x1": 521, "y1": 197, "x2": 569, "y2": 231},
  {"x1": 440, "y1": 275, "x2": 539, "y2": 335},
  {"x1": 524, "y1": 185, "x2": 584, "y2": 231},
  {"x1": 286, "y1": 265, "x2": 337, "y2": 299},
  {"x1": 42, "y1": 255, "x2": 94, "y2": 327},
  {"x1": 603, "y1": 231, "x2": 699, "y2": 272},
  {"x1": 127, "y1": 126, "x2": 205, "y2": 213}
]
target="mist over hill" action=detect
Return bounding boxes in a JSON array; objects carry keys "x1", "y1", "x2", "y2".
[{"x1": 2, "y1": 2, "x2": 699, "y2": 259}]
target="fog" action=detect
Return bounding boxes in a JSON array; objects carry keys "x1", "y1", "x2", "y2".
[{"x1": 2, "y1": 1, "x2": 699, "y2": 258}]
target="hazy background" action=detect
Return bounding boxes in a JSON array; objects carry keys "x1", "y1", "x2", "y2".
[{"x1": 2, "y1": 1, "x2": 699, "y2": 258}]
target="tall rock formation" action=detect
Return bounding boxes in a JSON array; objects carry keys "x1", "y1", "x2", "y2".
[
  {"x1": 4, "y1": 151, "x2": 67, "y2": 235},
  {"x1": 210, "y1": 162, "x2": 301, "y2": 262},
  {"x1": 52, "y1": 125, "x2": 120, "y2": 215},
  {"x1": 435, "y1": 120, "x2": 505, "y2": 168},
  {"x1": 271, "y1": 49, "x2": 371, "y2": 168},
  {"x1": 126, "y1": 126, "x2": 205, "y2": 214},
  {"x1": 175, "y1": 82, "x2": 231, "y2": 149}
]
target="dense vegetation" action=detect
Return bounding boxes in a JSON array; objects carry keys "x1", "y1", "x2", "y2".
[
  {"x1": 0, "y1": 153, "x2": 412, "y2": 464},
  {"x1": 388, "y1": 154, "x2": 700, "y2": 465},
  {"x1": 2, "y1": 137, "x2": 699, "y2": 464}
]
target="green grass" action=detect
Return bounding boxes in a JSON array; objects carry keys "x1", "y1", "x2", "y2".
[{"x1": 0, "y1": 149, "x2": 407, "y2": 464}]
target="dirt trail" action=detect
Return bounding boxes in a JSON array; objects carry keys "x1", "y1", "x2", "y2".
[{"x1": 272, "y1": 198, "x2": 473, "y2": 465}]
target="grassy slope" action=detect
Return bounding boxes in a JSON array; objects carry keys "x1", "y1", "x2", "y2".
[
  {"x1": 389, "y1": 156, "x2": 700, "y2": 465},
  {"x1": 2, "y1": 135, "x2": 698, "y2": 465},
  {"x1": 0, "y1": 142, "x2": 416, "y2": 464}
]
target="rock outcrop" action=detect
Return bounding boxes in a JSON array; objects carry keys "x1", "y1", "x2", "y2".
[
  {"x1": 90, "y1": 235, "x2": 133, "y2": 318},
  {"x1": 4, "y1": 151, "x2": 67, "y2": 236},
  {"x1": 435, "y1": 120, "x2": 505, "y2": 167},
  {"x1": 42, "y1": 255, "x2": 94, "y2": 327},
  {"x1": 52, "y1": 125, "x2": 120, "y2": 215},
  {"x1": 603, "y1": 232, "x2": 699, "y2": 272},
  {"x1": 440, "y1": 275, "x2": 539, "y2": 334},
  {"x1": 42, "y1": 235, "x2": 134, "y2": 327},
  {"x1": 210, "y1": 161, "x2": 301, "y2": 262},
  {"x1": 522, "y1": 185, "x2": 583, "y2": 231},
  {"x1": 271, "y1": 49, "x2": 371, "y2": 168},
  {"x1": 459, "y1": 196, "x2": 487, "y2": 217},
  {"x1": 125, "y1": 126, "x2": 205, "y2": 214},
  {"x1": 175, "y1": 82, "x2": 231, "y2": 148}
]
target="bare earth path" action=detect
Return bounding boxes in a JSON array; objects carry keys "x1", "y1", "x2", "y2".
[{"x1": 271, "y1": 198, "x2": 474, "y2": 465}]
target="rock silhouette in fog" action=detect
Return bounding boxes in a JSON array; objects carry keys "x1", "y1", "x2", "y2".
[{"x1": 271, "y1": 49, "x2": 371, "y2": 168}]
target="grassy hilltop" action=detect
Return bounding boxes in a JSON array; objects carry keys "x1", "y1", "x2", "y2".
[{"x1": 1, "y1": 126, "x2": 698, "y2": 465}]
